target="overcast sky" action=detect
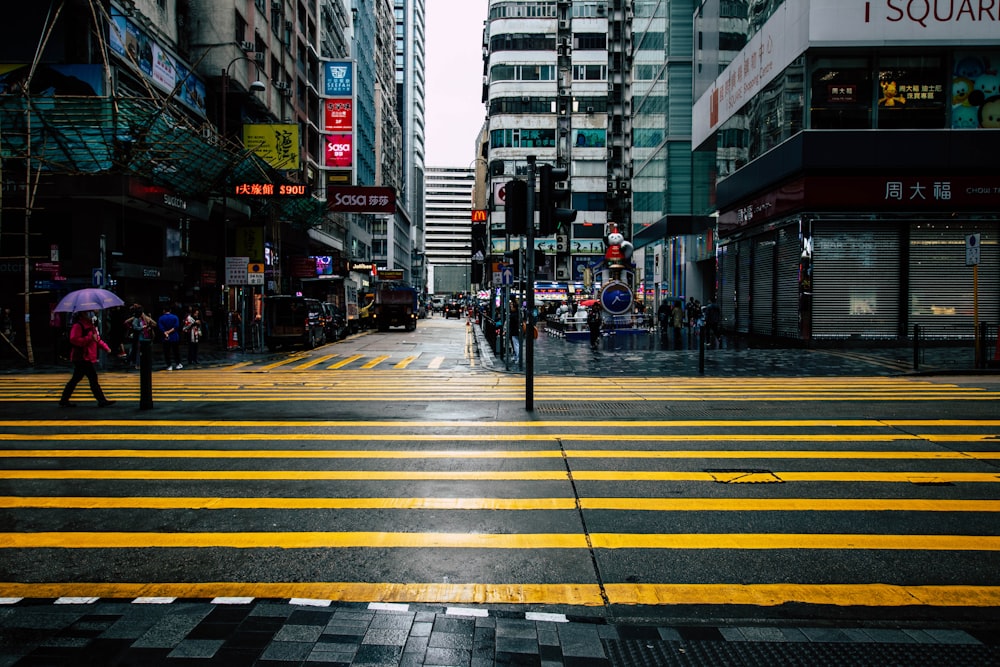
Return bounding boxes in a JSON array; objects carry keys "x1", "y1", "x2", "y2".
[{"x1": 424, "y1": 0, "x2": 489, "y2": 168}]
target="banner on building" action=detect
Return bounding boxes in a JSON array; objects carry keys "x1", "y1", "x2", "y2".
[
  {"x1": 323, "y1": 61, "x2": 353, "y2": 97},
  {"x1": 324, "y1": 99, "x2": 353, "y2": 131},
  {"x1": 324, "y1": 133, "x2": 353, "y2": 168}
]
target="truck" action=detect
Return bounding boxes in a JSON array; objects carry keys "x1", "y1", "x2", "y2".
[{"x1": 372, "y1": 283, "x2": 418, "y2": 332}]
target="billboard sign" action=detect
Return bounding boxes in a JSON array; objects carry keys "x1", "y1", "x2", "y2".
[
  {"x1": 324, "y1": 99, "x2": 353, "y2": 131},
  {"x1": 243, "y1": 124, "x2": 300, "y2": 170},
  {"x1": 326, "y1": 186, "x2": 396, "y2": 213},
  {"x1": 324, "y1": 133, "x2": 353, "y2": 168},
  {"x1": 323, "y1": 61, "x2": 353, "y2": 97}
]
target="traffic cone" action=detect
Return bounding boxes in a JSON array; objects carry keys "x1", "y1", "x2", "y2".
[{"x1": 227, "y1": 327, "x2": 239, "y2": 350}]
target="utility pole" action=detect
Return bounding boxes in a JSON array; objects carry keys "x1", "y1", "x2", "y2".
[{"x1": 525, "y1": 156, "x2": 536, "y2": 412}]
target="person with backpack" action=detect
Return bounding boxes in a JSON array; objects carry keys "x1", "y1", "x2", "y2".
[{"x1": 124, "y1": 304, "x2": 156, "y2": 370}]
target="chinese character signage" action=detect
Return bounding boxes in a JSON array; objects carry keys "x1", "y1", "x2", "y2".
[
  {"x1": 324, "y1": 134, "x2": 353, "y2": 168},
  {"x1": 324, "y1": 99, "x2": 353, "y2": 132},
  {"x1": 324, "y1": 61, "x2": 353, "y2": 97},
  {"x1": 243, "y1": 124, "x2": 300, "y2": 170}
]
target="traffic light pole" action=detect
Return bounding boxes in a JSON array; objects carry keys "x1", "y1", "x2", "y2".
[{"x1": 525, "y1": 156, "x2": 536, "y2": 412}]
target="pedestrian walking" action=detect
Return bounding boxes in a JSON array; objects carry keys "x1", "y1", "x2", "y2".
[
  {"x1": 587, "y1": 306, "x2": 604, "y2": 350},
  {"x1": 59, "y1": 311, "x2": 115, "y2": 408},
  {"x1": 184, "y1": 307, "x2": 203, "y2": 366},
  {"x1": 158, "y1": 305, "x2": 182, "y2": 370},
  {"x1": 0, "y1": 306, "x2": 14, "y2": 358},
  {"x1": 657, "y1": 300, "x2": 671, "y2": 347},
  {"x1": 671, "y1": 301, "x2": 684, "y2": 349}
]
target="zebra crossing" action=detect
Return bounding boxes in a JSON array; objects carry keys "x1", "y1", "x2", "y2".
[{"x1": 1, "y1": 416, "x2": 999, "y2": 611}]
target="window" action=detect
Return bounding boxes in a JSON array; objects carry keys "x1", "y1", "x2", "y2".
[
  {"x1": 490, "y1": 64, "x2": 555, "y2": 82},
  {"x1": 490, "y1": 128, "x2": 556, "y2": 148},
  {"x1": 810, "y1": 57, "x2": 872, "y2": 129},
  {"x1": 877, "y1": 56, "x2": 946, "y2": 129},
  {"x1": 574, "y1": 33, "x2": 607, "y2": 50},
  {"x1": 573, "y1": 129, "x2": 606, "y2": 148},
  {"x1": 571, "y1": 192, "x2": 606, "y2": 211},
  {"x1": 572, "y1": 64, "x2": 605, "y2": 82},
  {"x1": 490, "y1": 33, "x2": 556, "y2": 52}
]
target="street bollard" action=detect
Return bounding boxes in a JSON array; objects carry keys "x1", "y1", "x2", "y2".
[
  {"x1": 139, "y1": 339, "x2": 153, "y2": 410},
  {"x1": 698, "y1": 326, "x2": 705, "y2": 375},
  {"x1": 912, "y1": 324, "x2": 920, "y2": 371}
]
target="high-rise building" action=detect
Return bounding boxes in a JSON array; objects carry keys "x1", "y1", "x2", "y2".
[
  {"x1": 395, "y1": 0, "x2": 427, "y2": 292},
  {"x1": 693, "y1": 0, "x2": 999, "y2": 343},
  {"x1": 629, "y1": 0, "x2": 715, "y2": 311},
  {"x1": 425, "y1": 167, "x2": 475, "y2": 294},
  {"x1": 483, "y1": 0, "x2": 619, "y2": 294}
]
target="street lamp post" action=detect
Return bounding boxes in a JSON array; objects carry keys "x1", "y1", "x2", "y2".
[{"x1": 219, "y1": 57, "x2": 267, "y2": 350}]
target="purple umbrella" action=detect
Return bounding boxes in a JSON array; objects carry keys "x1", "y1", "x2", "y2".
[{"x1": 53, "y1": 288, "x2": 125, "y2": 313}]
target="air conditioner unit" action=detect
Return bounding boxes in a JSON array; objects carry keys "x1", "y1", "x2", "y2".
[
  {"x1": 281, "y1": 88, "x2": 292, "y2": 98},
  {"x1": 556, "y1": 268, "x2": 570, "y2": 280},
  {"x1": 556, "y1": 235, "x2": 568, "y2": 252},
  {"x1": 239, "y1": 40, "x2": 255, "y2": 52},
  {"x1": 554, "y1": 182, "x2": 569, "y2": 191},
  {"x1": 607, "y1": 180, "x2": 616, "y2": 191},
  {"x1": 586, "y1": 106, "x2": 595, "y2": 113},
  {"x1": 285, "y1": 20, "x2": 293, "y2": 30},
  {"x1": 558, "y1": 19, "x2": 570, "y2": 30},
  {"x1": 271, "y1": 0, "x2": 280, "y2": 9},
  {"x1": 558, "y1": 87, "x2": 570, "y2": 96},
  {"x1": 596, "y1": 4, "x2": 607, "y2": 15},
  {"x1": 254, "y1": 51, "x2": 266, "y2": 62},
  {"x1": 274, "y1": 81, "x2": 289, "y2": 91}
]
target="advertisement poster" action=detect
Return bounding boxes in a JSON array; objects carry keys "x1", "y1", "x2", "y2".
[
  {"x1": 324, "y1": 99, "x2": 353, "y2": 131},
  {"x1": 324, "y1": 133, "x2": 353, "y2": 168},
  {"x1": 243, "y1": 124, "x2": 300, "y2": 170}
]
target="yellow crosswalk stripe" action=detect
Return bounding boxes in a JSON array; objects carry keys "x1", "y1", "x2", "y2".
[
  {"x1": 1, "y1": 496, "x2": 997, "y2": 512},
  {"x1": 361, "y1": 355, "x2": 390, "y2": 369},
  {"x1": 1, "y1": 469, "x2": 997, "y2": 482},
  {"x1": 2, "y1": 531, "x2": 998, "y2": 551},
  {"x1": 327, "y1": 353, "x2": 363, "y2": 369},
  {"x1": 292, "y1": 354, "x2": 337, "y2": 370},
  {"x1": 394, "y1": 355, "x2": 420, "y2": 369}
]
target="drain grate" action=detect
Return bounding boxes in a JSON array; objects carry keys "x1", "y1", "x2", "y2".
[{"x1": 536, "y1": 402, "x2": 635, "y2": 417}]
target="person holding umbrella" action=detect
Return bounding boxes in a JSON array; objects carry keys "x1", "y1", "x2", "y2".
[{"x1": 59, "y1": 310, "x2": 115, "y2": 408}]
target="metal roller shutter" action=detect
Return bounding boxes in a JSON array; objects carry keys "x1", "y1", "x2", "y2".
[
  {"x1": 909, "y1": 223, "x2": 999, "y2": 335},
  {"x1": 737, "y1": 239, "x2": 752, "y2": 334},
  {"x1": 812, "y1": 224, "x2": 901, "y2": 339},
  {"x1": 752, "y1": 235, "x2": 775, "y2": 335},
  {"x1": 719, "y1": 243, "x2": 736, "y2": 330},
  {"x1": 775, "y1": 226, "x2": 801, "y2": 338}
]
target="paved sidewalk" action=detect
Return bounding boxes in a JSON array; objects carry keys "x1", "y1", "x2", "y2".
[{"x1": 2, "y1": 597, "x2": 997, "y2": 666}]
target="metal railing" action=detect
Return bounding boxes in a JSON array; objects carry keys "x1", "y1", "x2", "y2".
[{"x1": 912, "y1": 323, "x2": 999, "y2": 370}]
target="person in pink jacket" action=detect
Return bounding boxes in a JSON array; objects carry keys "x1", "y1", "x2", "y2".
[{"x1": 59, "y1": 311, "x2": 115, "y2": 407}]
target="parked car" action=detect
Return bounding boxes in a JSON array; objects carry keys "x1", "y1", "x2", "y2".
[
  {"x1": 321, "y1": 302, "x2": 348, "y2": 341},
  {"x1": 263, "y1": 296, "x2": 326, "y2": 351},
  {"x1": 444, "y1": 299, "x2": 463, "y2": 319}
]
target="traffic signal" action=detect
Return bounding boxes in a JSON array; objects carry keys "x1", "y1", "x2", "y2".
[
  {"x1": 534, "y1": 249, "x2": 546, "y2": 269},
  {"x1": 537, "y1": 164, "x2": 577, "y2": 236},
  {"x1": 504, "y1": 179, "x2": 527, "y2": 235}
]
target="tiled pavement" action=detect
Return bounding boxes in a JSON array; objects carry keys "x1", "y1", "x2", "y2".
[{"x1": 1, "y1": 597, "x2": 998, "y2": 666}]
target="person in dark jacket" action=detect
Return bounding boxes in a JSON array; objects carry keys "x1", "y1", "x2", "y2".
[
  {"x1": 587, "y1": 306, "x2": 604, "y2": 350},
  {"x1": 59, "y1": 311, "x2": 115, "y2": 407}
]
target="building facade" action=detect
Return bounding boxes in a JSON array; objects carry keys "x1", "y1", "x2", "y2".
[
  {"x1": 0, "y1": 0, "x2": 406, "y2": 361},
  {"x1": 483, "y1": 0, "x2": 618, "y2": 292},
  {"x1": 425, "y1": 167, "x2": 475, "y2": 295},
  {"x1": 693, "y1": 0, "x2": 999, "y2": 343}
]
